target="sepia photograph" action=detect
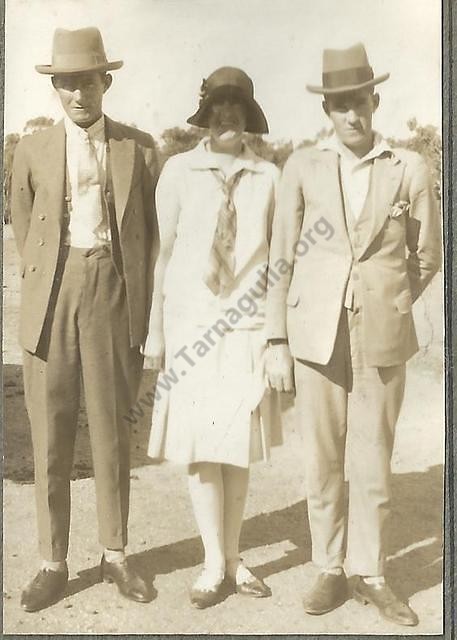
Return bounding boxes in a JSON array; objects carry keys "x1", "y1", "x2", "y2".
[{"x1": 2, "y1": 0, "x2": 447, "y2": 635}]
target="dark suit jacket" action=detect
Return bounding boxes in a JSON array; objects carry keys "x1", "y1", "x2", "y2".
[
  {"x1": 266, "y1": 146, "x2": 442, "y2": 367},
  {"x1": 11, "y1": 116, "x2": 159, "y2": 353}
]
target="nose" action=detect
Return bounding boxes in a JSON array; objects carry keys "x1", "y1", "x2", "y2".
[
  {"x1": 346, "y1": 109, "x2": 358, "y2": 123},
  {"x1": 72, "y1": 88, "x2": 83, "y2": 101},
  {"x1": 220, "y1": 101, "x2": 235, "y2": 116}
]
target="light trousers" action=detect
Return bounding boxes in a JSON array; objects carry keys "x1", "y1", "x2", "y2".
[{"x1": 294, "y1": 305, "x2": 406, "y2": 576}]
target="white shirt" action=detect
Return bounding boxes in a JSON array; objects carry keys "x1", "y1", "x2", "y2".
[
  {"x1": 64, "y1": 115, "x2": 109, "y2": 248},
  {"x1": 318, "y1": 132, "x2": 391, "y2": 220}
]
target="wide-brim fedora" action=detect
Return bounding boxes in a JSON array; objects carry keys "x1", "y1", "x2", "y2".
[
  {"x1": 35, "y1": 27, "x2": 123, "y2": 75},
  {"x1": 306, "y1": 43, "x2": 389, "y2": 95},
  {"x1": 187, "y1": 67, "x2": 269, "y2": 135}
]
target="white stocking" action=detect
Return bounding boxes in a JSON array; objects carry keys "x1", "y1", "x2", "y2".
[{"x1": 188, "y1": 462, "x2": 225, "y2": 582}]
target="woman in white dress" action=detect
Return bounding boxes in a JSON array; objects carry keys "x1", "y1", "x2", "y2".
[{"x1": 144, "y1": 67, "x2": 282, "y2": 608}]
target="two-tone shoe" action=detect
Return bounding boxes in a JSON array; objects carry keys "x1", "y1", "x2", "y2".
[{"x1": 353, "y1": 577, "x2": 419, "y2": 626}]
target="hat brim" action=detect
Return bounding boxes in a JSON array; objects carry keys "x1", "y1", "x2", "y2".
[
  {"x1": 306, "y1": 72, "x2": 390, "y2": 95},
  {"x1": 187, "y1": 85, "x2": 269, "y2": 134},
  {"x1": 35, "y1": 60, "x2": 123, "y2": 75}
]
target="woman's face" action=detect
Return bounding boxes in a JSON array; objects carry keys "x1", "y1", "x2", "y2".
[{"x1": 208, "y1": 97, "x2": 247, "y2": 150}]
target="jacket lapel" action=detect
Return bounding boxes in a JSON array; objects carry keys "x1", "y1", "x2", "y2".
[
  {"x1": 315, "y1": 151, "x2": 352, "y2": 251},
  {"x1": 41, "y1": 121, "x2": 66, "y2": 226},
  {"x1": 105, "y1": 117, "x2": 135, "y2": 229},
  {"x1": 355, "y1": 154, "x2": 405, "y2": 260}
]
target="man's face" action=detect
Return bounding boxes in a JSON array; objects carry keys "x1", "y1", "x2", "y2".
[
  {"x1": 323, "y1": 90, "x2": 379, "y2": 156},
  {"x1": 52, "y1": 72, "x2": 112, "y2": 128},
  {"x1": 208, "y1": 96, "x2": 247, "y2": 149}
]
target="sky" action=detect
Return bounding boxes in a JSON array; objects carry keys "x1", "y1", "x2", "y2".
[{"x1": 4, "y1": 0, "x2": 441, "y2": 144}]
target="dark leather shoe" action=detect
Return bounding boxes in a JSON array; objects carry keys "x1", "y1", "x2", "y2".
[
  {"x1": 100, "y1": 555, "x2": 151, "y2": 603},
  {"x1": 21, "y1": 566, "x2": 68, "y2": 612},
  {"x1": 236, "y1": 574, "x2": 272, "y2": 598},
  {"x1": 189, "y1": 585, "x2": 224, "y2": 609},
  {"x1": 189, "y1": 570, "x2": 225, "y2": 609},
  {"x1": 225, "y1": 568, "x2": 272, "y2": 598},
  {"x1": 353, "y1": 577, "x2": 419, "y2": 626},
  {"x1": 303, "y1": 572, "x2": 347, "y2": 615}
]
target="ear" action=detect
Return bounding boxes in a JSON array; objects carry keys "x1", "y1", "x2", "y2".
[
  {"x1": 322, "y1": 100, "x2": 330, "y2": 117},
  {"x1": 103, "y1": 73, "x2": 113, "y2": 93},
  {"x1": 372, "y1": 93, "x2": 380, "y2": 112}
]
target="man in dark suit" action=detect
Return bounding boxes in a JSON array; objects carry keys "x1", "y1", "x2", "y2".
[
  {"x1": 266, "y1": 44, "x2": 441, "y2": 626},
  {"x1": 12, "y1": 27, "x2": 159, "y2": 611}
]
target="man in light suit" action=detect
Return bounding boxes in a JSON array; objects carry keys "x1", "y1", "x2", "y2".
[
  {"x1": 266, "y1": 44, "x2": 441, "y2": 626},
  {"x1": 12, "y1": 27, "x2": 158, "y2": 611}
]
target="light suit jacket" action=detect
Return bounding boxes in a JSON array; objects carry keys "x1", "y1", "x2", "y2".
[
  {"x1": 11, "y1": 117, "x2": 159, "y2": 353},
  {"x1": 266, "y1": 145, "x2": 442, "y2": 367}
]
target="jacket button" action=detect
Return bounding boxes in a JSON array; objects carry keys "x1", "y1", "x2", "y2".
[
  {"x1": 38, "y1": 214, "x2": 46, "y2": 221},
  {"x1": 38, "y1": 239, "x2": 45, "y2": 246},
  {"x1": 29, "y1": 265, "x2": 37, "y2": 272},
  {"x1": 64, "y1": 196, "x2": 71, "y2": 202}
]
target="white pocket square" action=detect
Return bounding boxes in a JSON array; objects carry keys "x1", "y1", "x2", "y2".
[{"x1": 390, "y1": 200, "x2": 410, "y2": 218}]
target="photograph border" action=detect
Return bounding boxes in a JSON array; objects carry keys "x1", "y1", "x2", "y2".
[{"x1": 1, "y1": 0, "x2": 455, "y2": 637}]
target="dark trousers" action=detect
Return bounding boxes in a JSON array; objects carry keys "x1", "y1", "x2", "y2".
[
  {"x1": 23, "y1": 247, "x2": 144, "y2": 561},
  {"x1": 294, "y1": 305, "x2": 406, "y2": 576}
]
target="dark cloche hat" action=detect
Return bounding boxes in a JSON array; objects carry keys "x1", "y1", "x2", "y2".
[{"x1": 187, "y1": 67, "x2": 269, "y2": 134}]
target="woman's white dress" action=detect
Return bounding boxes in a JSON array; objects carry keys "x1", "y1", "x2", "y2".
[{"x1": 148, "y1": 138, "x2": 283, "y2": 468}]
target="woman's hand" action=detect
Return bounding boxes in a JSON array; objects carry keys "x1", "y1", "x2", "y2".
[
  {"x1": 142, "y1": 330, "x2": 165, "y2": 371},
  {"x1": 266, "y1": 343, "x2": 295, "y2": 393}
]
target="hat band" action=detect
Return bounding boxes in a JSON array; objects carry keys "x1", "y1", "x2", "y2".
[
  {"x1": 322, "y1": 65, "x2": 374, "y2": 89},
  {"x1": 52, "y1": 52, "x2": 108, "y2": 68},
  {"x1": 206, "y1": 83, "x2": 253, "y2": 99}
]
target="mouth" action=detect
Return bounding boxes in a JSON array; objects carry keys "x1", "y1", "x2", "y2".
[
  {"x1": 220, "y1": 122, "x2": 239, "y2": 129},
  {"x1": 219, "y1": 129, "x2": 240, "y2": 141}
]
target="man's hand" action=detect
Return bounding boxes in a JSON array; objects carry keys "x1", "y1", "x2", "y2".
[
  {"x1": 142, "y1": 329, "x2": 165, "y2": 371},
  {"x1": 266, "y1": 343, "x2": 294, "y2": 393}
]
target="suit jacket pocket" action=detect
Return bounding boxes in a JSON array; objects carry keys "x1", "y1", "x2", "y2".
[{"x1": 395, "y1": 289, "x2": 413, "y2": 314}]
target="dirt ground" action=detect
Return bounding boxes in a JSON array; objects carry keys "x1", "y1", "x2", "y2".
[{"x1": 2, "y1": 226, "x2": 444, "y2": 635}]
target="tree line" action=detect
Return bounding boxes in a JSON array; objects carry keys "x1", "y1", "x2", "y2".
[{"x1": 3, "y1": 116, "x2": 441, "y2": 223}]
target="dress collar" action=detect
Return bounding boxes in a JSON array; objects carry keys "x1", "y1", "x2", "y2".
[{"x1": 188, "y1": 137, "x2": 265, "y2": 174}]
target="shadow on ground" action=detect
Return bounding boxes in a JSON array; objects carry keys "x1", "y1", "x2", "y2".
[
  {"x1": 61, "y1": 465, "x2": 442, "y2": 605},
  {"x1": 3, "y1": 365, "x2": 159, "y2": 482},
  {"x1": 4, "y1": 363, "x2": 443, "y2": 605}
]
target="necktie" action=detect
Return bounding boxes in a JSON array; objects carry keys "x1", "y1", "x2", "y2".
[
  {"x1": 76, "y1": 130, "x2": 109, "y2": 244},
  {"x1": 204, "y1": 168, "x2": 244, "y2": 296}
]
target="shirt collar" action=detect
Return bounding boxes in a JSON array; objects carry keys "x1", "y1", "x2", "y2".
[
  {"x1": 317, "y1": 131, "x2": 393, "y2": 165},
  {"x1": 188, "y1": 137, "x2": 264, "y2": 173},
  {"x1": 64, "y1": 114, "x2": 105, "y2": 142}
]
